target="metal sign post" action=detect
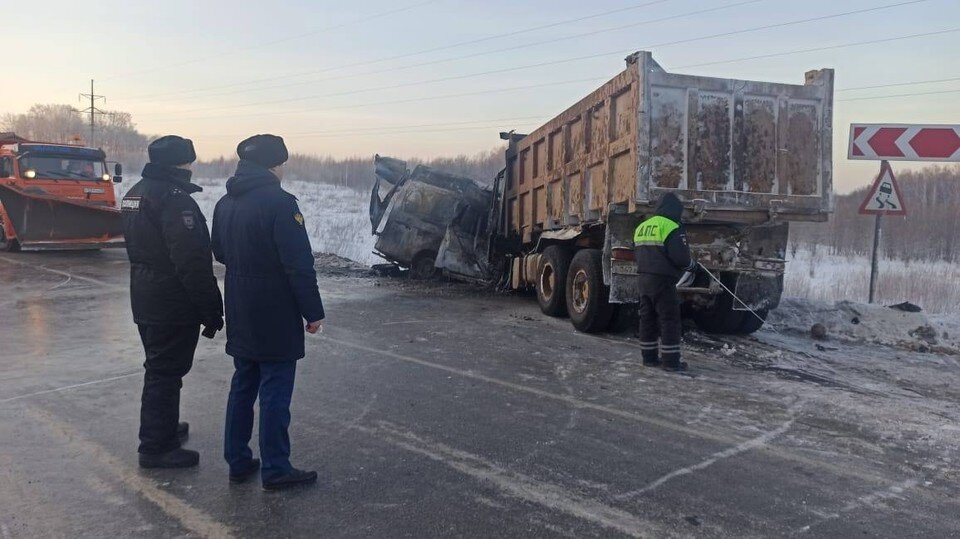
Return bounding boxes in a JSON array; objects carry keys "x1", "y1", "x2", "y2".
[
  {"x1": 869, "y1": 213, "x2": 882, "y2": 303},
  {"x1": 858, "y1": 160, "x2": 907, "y2": 303}
]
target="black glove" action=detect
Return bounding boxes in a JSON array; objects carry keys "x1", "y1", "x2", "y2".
[{"x1": 202, "y1": 317, "x2": 224, "y2": 339}]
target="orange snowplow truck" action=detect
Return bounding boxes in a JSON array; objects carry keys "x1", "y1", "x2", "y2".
[{"x1": 0, "y1": 132, "x2": 124, "y2": 251}]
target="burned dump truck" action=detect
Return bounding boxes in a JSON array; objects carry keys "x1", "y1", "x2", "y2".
[
  {"x1": 372, "y1": 51, "x2": 834, "y2": 335},
  {"x1": 369, "y1": 155, "x2": 496, "y2": 280}
]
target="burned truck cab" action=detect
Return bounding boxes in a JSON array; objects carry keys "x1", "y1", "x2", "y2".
[{"x1": 369, "y1": 155, "x2": 495, "y2": 280}]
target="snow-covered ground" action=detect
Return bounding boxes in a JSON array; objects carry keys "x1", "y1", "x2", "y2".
[{"x1": 784, "y1": 247, "x2": 960, "y2": 314}]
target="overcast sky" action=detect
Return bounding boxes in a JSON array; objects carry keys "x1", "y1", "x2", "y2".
[{"x1": 2, "y1": 0, "x2": 958, "y2": 193}]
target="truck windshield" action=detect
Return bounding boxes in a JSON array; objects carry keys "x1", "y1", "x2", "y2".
[{"x1": 19, "y1": 156, "x2": 106, "y2": 181}]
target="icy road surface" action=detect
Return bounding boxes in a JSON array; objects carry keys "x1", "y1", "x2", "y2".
[{"x1": 0, "y1": 250, "x2": 958, "y2": 538}]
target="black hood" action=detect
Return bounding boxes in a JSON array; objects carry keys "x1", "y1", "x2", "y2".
[
  {"x1": 141, "y1": 162, "x2": 201, "y2": 194},
  {"x1": 225, "y1": 159, "x2": 279, "y2": 196},
  {"x1": 655, "y1": 193, "x2": 683, "y2": 223}
]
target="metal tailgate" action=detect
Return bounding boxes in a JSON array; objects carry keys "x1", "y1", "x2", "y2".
[{"x1": 637, "y1": 52, "x2": 834, "y2": 221}]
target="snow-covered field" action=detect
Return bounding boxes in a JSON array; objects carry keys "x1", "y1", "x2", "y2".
[
  {"x1": 187, "y1": 178, "x2": 377, "y2": 266},
  {"x1": 784, "y1": 247, "x2": 960, "y2": 314}
]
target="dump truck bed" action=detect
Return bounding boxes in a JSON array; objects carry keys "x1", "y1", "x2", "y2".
[{"x1": 501, "y1": 51, "x2": 834, "y2": 243}]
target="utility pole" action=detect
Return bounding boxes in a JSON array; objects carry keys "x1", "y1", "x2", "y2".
[{"x1": 79, "y1": 79, "x2": 106, "y2": 146}]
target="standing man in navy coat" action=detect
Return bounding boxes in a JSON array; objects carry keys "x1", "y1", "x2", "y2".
[{"x1": 211, "y1": 135, "x2": 325, "y2": 491}]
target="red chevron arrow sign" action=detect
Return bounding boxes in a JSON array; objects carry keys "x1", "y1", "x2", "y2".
[{"x1": 849, "y1": 124, "x2": 960, "y2": 162}]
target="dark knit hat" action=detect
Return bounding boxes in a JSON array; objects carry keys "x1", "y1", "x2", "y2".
[
  {"x1": 148, "y1": 135, "x2": 196, "y2": 166},
  {"x1": 237, "y1": 134, "x2": 288, "y2": 169}
]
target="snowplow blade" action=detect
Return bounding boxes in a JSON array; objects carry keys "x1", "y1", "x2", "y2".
[{"x1": 0, "y1": 185, "x2": 124, "y2": 248}]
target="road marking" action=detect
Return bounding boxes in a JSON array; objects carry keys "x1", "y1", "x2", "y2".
[
  {"x1": 24, "y1": 406, "x2": 233, "y2": 538},
  {"x1": 355, "y1": 420, "x2": 664, "y2": 538},
  {"x1": 793, "y1": 477, "x2": 924, "y2": 535},
  {"x1": 0, "y1": 256, "x2": 124, "y2": 291},
  {"x1": 0, "y1": 372, "x2": 141, "y2": 405},
  {"x1": 322, "y1": 334, "x2": 893, "y2": 485},
  {"x1": 615, "y1": 403, "x2": 800, "y2": 500}
]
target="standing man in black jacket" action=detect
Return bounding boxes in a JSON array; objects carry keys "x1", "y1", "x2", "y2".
[
  {"x1": 212, "y1": 135, "x2": 325, "y2": 491},
  {"x1": 633, "y1": 193, "x2": 696, "y2": 372},
  {"x1": 122, "y1": 136, "x2": 223, "y2": 468}
]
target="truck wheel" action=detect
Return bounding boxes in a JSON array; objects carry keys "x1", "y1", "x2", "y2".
[
  {"x1": 692, "y1": 291, "x2": 745, "y2": 334},
  {"x1": 736, "y1": 309, "x2": 768, "y2": 335},
  {"x1": 409, "y1": 251, "x2": 438, "y2": 280},
  {"x1": 536, "y1": 245, "x2": 572, "y2": 317},
  {"x1": 565, "y1": 249, "x2": 614, "y2": 333}
]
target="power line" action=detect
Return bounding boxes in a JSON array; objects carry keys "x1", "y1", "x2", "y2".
[
  {"x1": 78, "y1": 79, "x2": 107, "y2": 146},
  {"x1": 144, "y1": 26, "x2": 959, "y2": 124},
  {"x1": 838, "y1": 88, "x2": 960, "y2": 101},
  {"x1": 837, "y1": 76, "x2": 960, "y2": 92},
  {"x1": 141, "y1": 3, "x2": 945, "y2": 121},
  {"x1": 122, "y1": 0, "x2": 681, "y2": 102},
  {"x1": 127, "y1": 0, "x2": 761, "y2": 106},
  {"x1": 198, "y1": 116, "x2": 553, "y2": 140},
  {"x1": 674, "y1": 27, "x2": 958, "y2": 68},
  {"x1": 103, "y1": 0, "x2": 440, "y2": 81},
  {"x1": 128, "y1": 0, "x2": 923, "y2": 106},
  {"x1": 151, "y1": 77, "x2": 612, "y2": 123}
]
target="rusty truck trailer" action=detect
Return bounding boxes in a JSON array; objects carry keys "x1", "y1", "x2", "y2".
[{"x1": 498, "y1": 51, "x2": 833, "y2": 333}]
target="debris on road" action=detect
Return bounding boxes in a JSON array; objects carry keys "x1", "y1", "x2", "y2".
[{"x1": 769, "y1": 298, "x2": 960, "y2": 354}]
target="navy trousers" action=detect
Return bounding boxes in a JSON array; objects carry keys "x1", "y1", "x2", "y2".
[{"x1": 223, "y1": 357, "x2": 298, "y2": 481}]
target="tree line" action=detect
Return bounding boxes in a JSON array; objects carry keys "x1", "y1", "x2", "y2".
[
  {"x1": 2, "y1": 104, "x2": 504, "y2": 191},
  {"x1": 790, "y1": 164, "x2": 960, "y2": 263}
]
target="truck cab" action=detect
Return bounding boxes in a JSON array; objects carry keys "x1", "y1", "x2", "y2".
[{"x1": 0, "y1": 133, "x2": 124, "y2": 251}]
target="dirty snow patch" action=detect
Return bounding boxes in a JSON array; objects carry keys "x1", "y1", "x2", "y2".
[{"x1": 769, "y1": 298, "x2": 960, "y2": 354}]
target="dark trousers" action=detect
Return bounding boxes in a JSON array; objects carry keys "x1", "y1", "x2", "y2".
[
  {"x1": 224, "y1": 358, "x2": 298, "y2": 481},
  {"x1": 637, "y1": 274, "x2": 682, "y2": 365},
  {"x1": 137, "y1": 324, "x2": 200, "y2": 454}
]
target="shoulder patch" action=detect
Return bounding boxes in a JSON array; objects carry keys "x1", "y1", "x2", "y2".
[
  {"x1": 294, "y1": 212, "x2": 305, "y2": 226},
  {"x1": 182, "y1": 210, "x2": 196, "y2": 230},
  {"x1": 121, "y1": 197, "x2": 141, "y2": 212}
]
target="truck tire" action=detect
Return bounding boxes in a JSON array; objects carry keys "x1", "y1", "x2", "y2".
[
  {"x1": 409, "y1": 251, "x2": 438, "y2": 280},
  {"x1": 736, "y1": 309, "x2": 768, "y2": 335},
  {"x1": 692, "y1": 290, "x2": 745, "y2": 334},
  {"x1": 565, "y1": 249, "x2": 614, "y2": 333},
  {"x1": 536, "y1": 245, "x2": 572, "y2": 317}
]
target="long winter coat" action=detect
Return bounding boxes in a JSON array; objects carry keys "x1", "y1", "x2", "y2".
[
  {"x1": 122, "y1": 163, "x2": 223, "y2": 327},
  {"x1": 211, "y1": 160, "x2": 325, "y2": 362}
]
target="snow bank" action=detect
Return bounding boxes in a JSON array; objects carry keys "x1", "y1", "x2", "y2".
[{"x1": 769, "y1": 297, "x2": 960, "y2": 354}]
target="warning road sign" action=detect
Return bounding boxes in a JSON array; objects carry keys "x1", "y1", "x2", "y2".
[{"x1": 859, "y1": 161, "x2": 906, "y2": 216}]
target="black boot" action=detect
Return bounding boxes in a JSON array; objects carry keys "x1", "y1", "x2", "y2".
[
  {"x1": 139, "y1": 448, "x2": 200, "y2": 469},
  {"x1": 229, "y1": 458, "x2": 261, "y2": 484},
  {"x1": 661, "y1": 360, "x2": 688, "y2": 373},
  {"x1": 262, "y1": 468, "x2": 318, "y2": 491},
  {"x1": 642, "y1": 357, "x2": 661, "y2": 367},
  {"x1": 177, "y1": 422, "x2": 189, "y2": 443}
]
